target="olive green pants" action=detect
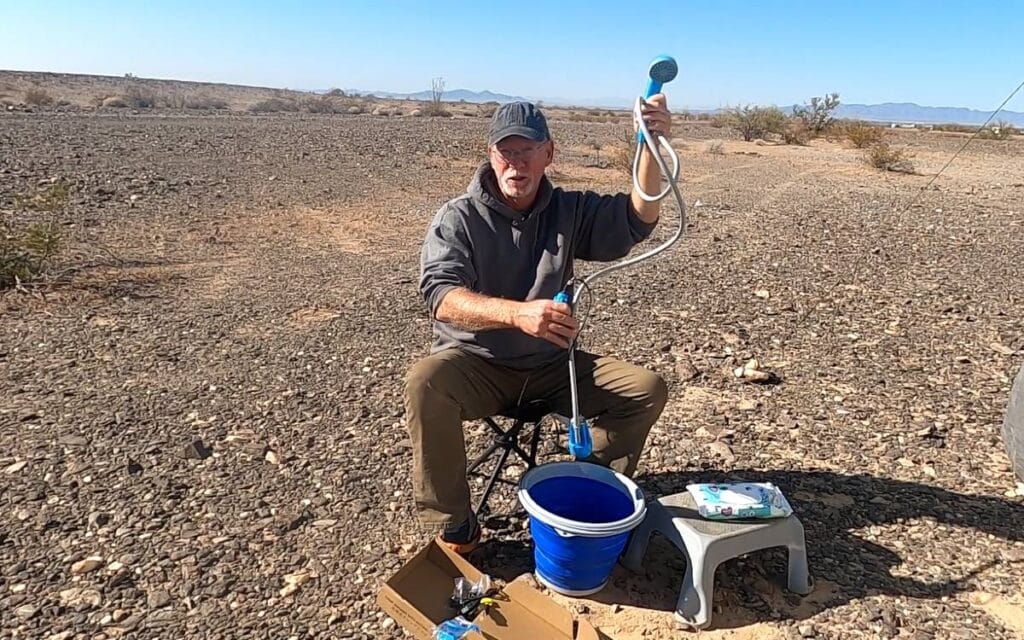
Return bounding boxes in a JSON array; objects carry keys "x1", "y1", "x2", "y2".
[{"x1": 404, "y1": 348, "x2": 668, "y2": 527}]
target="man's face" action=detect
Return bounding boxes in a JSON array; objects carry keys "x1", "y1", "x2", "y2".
[{"x1": 488, "y1": 136, "x2": 554, "y2": 209}]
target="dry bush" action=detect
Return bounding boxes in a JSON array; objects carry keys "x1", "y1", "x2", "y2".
[
  {"x1": 792, "y1": 92, "x2": 840, "y2": 135},
  {"x1": 607, "y1": 127, "x2": 637, "y2": 172},
  {"x1": 3, "y1": 181, "x2": 68, "y2": 289},
  {"x1": 865, "y1": 142, "x2": 915, "y2": 173},
  {"x1": 24, "y1": 88, "x2": 54, "y2": 106},
  {"x1": 478, "y1": 102, "x2": 498, "y2": 118},
  {"x1": 844, "y1": 121, "x2": 883, "y2": 148},
  {"x1": 978, "y1": 120, "x2": 1019, "y2": 140},
  {"x1": 185, "y1": 95, "x2": 228, "y2": 110},
  {"x1": 249, "y1": 98, "x2": 298, "y2": 113},
  {"x1": 782, "y1": 117, "x2": 811, "y2": 145},
  {"x1": 703, "y1": 139, "x2": 725, "y2": 154},
  {"x1": 933, "y1": 122, "x2": 975, "y2": 134},
  {"x1": 102, "y1": 96, "x2": 129, "y2": 108},
  {"x1": 421, "y1": 102, "x2": 451, "y2": 117},
  {"x1": 124, "y1": 84, "x2": 156, "y2": 108},
  {"x1": 302, "y1": 95, "x2": 342, "y2": 113},
  {"x1": 725, "y1": 105, "x2": 785, "y2": 141}
]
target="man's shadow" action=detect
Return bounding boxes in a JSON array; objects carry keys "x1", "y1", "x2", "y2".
[{"x1": 472, "y1": 469, "x2": 1023, "y2": 628}]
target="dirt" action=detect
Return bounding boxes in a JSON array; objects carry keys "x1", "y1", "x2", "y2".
[{"x1": 2, "y1": 101, "x2": 1023, "y2": 640}]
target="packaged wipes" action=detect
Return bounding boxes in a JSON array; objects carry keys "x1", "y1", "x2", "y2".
[{"x1": 686, "y1": 482, "x2": 793, "y2": 520}]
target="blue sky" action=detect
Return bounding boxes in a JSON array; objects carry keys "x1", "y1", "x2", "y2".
[{"x1": 2, "y1": 1, "x2": 1022, "y2": 111}]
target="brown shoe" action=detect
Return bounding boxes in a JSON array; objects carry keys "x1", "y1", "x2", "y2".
[{"x1": 438, "y1": 513, "x2": 482, "y2": 555}]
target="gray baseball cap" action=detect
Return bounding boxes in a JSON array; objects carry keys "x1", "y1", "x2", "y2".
[{"x1": 488, "y1": 101, "x2": 551, "y2": 145}]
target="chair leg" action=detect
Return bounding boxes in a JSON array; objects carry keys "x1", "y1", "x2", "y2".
[
  {"x1": 526, "y1": 420, "x2": 542, "y2": 466},
  {"x1": 474, "y1": 440, "x2": 514, "y2": 515},
  {"x1": 467, "y1": 439, "x2": 502, "y2": 475}
]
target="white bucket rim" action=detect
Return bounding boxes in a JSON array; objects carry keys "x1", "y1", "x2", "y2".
[{"x1": 518, "y1": 461, "x2": 646, "y2": 537}]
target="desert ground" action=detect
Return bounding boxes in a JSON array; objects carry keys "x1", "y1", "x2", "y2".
[{"x1": 2, "y1": 74, "x2": 1024, "y2": 640}]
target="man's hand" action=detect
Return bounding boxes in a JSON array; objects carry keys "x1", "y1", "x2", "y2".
[
  {"x1": 512, "y1": 300, "x2": 579, "y2": 349},
  {"x1": 630, "y1": 93, "x2": 672, "y2": 223},
  {"x1": 638, "y1": 93, "x2": 672, "y2": 139}
]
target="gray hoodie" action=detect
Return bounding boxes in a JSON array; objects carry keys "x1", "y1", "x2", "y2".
[{"x1": 419, "y1": 162, "x2": 657, "y2": 370}]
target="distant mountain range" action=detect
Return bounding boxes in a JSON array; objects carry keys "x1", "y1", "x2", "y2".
[
  {"x1": 343, "y1": 87, "x2": 1024, "y2": 126},
  {"x1": 344, "y1": 88, "x2": 527, "y2": 103},
  {"x1": 835, "y1": 102, "x2": 1024, "y2": 126}
]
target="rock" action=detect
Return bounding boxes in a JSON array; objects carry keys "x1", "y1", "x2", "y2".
[
  {"x1": 280, "y1": 570, "x2": 312, "y2": 597},
  {"x1": 71, "y1": 556, "x2": 104, "y2": 575},
  {"x1": 88, "y1": 511, "x2": 110, "y2": 529},
  {"x1": 798, "y1": 623, "x2": 815, "y2": 637},
  {"x1": 265, "y1": 450, "x2": 280, "y2": 465},
  {"x1": 675, "y1": 360, "x2": 700, "y2": 381},
  {"x1": 738, "y1": 398, "x2": 758, "y2": 411},
  {"x1": 754, "y1": 289, "x2": 771, "y2": 299},
  {"x1": 147, "y1": 589, "x2": 172, "y2": 609},
  {"x1": 58, "y1": 435, "x2": 89, "y2": 447},
  {"x1": 708, "y1": 441, "x2": 736, "y2": 463},
  {"x1": 60, "y1": 587, "x2": 103, "y2": 608},
  {"x1": 611, "y1": 603, "x2": 623, "y2": 614},
  {"x1": 733, "y1": 358, "x2": 779, "y2": 384},
  {"x1": 15, "y1": 603, "x2": 39, "y2": 619},
  {"x1": 180, "y1": 439, "x2": 212, "y2": 460},
  {"x1": 352, "y1": 501, "x2": 369, "y2": 514},
  {"x1": 48, "y1": 633, "x2": 74, "y2": 640},
  {"x1": 126, "y1": 458, "x2": 144, "y2": 475},
  {"x1": 4, "y1": 460, "x2": 28, "y2": 474},
  {"x1": 382, "y1": 618, "x2": 395, "y2": 630}
]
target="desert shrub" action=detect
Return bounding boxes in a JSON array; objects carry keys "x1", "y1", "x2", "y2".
[
  {"x1": 102, "y1": 96, "x2": 129, "y2": 108},
  {"x1": 24, "y1": 88, "x2": 54, "y2": 106},
  {"x1": 792, "y1": 92, "x2": 840, "y2": 135},
  {"x1": 978, "y1": 120, "x2": 1019, "y2": 140},
  {"x1": 326, "y1": 88, "x2": 345, "y2": 97},
  {"x1": 782, "y1": 117, "x2": 811, "y2": 145},
  {"x1": 124, "y1": 84, "x2": 156, "y2": 108},
  {"x1": 865, "y1": 142, "x2": 915, "y2": 173},
  {"x1": 725, "y1": 105, "x2": 785, "y2": 141},
  {"x1": 185, "y1": 95, "x2": 228, "y2": 110},
  {"x1": 422, "y1": 77, "x2": 451, "y2": 116},
  {"x1": 703, "y1": 139, "x2": 725, "y2": 154},
  {"x1": 844, "y1": 120, "x2": 883, "y2": 148},
  {"x1": 421, "y1": 102, "x2": 451, "y2": 117},
  {"x1": 249, "y1": 98, "x2": 298, "y2": 113},
  {"x1": 478, "y1": 101, "x2": 498, "y2": 118},
  {"x1": 2, "y1": 181, "x2": 68, "y2": 288},
  {"x1": 933, "y1": 122, "x2": 974, "y2": 134},
  {"x1": 301, "y1": 95, "x2": 341, "y2": 113},
  {"x1": 159, "y1": 92, "x2": 187, "y2": 109},
  {"x1": 607, "y1": 127, "x2": 637, "y2": 172}
]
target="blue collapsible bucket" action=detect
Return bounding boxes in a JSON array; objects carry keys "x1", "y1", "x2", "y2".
[{"x1": 518, "y1": 462, "x2": 646, "y2": 596}]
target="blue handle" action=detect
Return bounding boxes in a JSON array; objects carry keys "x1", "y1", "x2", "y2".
[
  {"x1": 568, "y1": 418, "x2": 593, "y2": 460},
  {"x1": 554, "y1": 291, "x2": 570, "y2": 305},
  {"x1": 644, "y1": 77, "x2": 664, "y2": 99}
]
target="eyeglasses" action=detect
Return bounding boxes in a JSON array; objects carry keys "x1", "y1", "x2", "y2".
[{"x1": 491, "y1": 143, "x2": 546, "y2": 163}]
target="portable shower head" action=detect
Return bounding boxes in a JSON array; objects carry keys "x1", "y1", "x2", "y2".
[{"x1": 644, "y1": 55, "x2": 678, "y2": 98}]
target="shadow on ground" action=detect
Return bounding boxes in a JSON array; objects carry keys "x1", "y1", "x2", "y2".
[{"x1": 470, "y1": 469, "x2": 1023, "y2": 628}]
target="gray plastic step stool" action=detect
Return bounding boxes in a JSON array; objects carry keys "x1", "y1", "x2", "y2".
[{"x1": 621, "y1": 490, "x2": 812, "y2": 630}]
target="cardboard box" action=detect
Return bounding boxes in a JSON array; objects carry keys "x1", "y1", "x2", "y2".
[{"x1": 378, "y1": 539, "x2": 601, "y2": 640}]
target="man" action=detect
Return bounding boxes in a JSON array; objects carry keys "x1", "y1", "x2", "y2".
[{"x1": 405, "y1": 98, "x2": 672, "y2": 554}]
